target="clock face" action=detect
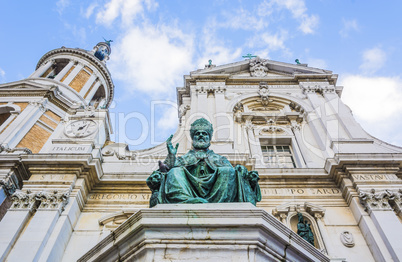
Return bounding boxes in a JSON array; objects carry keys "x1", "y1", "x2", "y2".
[{"x1": 64, "y1": 120, "x2": 98, "y2": 138}]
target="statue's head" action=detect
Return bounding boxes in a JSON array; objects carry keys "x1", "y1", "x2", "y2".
[{"x1": 190, "y1": 118, "x2": 213, "y2": 150}]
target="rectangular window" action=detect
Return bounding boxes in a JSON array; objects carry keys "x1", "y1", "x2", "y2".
[{"x1": 261, "y1": 145, "x2": 296, "y2": 168}]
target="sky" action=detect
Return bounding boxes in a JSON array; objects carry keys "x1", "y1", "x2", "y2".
[{"x1": 1, "y1": 0, "x2": 402, "y2": 150}]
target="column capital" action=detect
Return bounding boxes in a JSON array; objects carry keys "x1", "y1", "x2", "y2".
[
  {"x1": 387, "y1": 189, "x2": 402, "y2": 216},
  {"x1": 36, "y1": 190, "x2": 70, "y2": 212},
  {"x1": 10, "y1": 190, "x2": 37, "y2": 211},
  {"x1": 359, "y1": 189, "x2": 393, "y2": 213}
]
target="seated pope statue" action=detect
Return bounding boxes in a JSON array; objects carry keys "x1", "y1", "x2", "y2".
[{"x1": 146, "y1": 118, "x2": 261, "y2": 207}]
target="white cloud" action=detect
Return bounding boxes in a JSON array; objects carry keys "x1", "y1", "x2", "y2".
[
  {"x1": 246, "y1": 30, "x2": 290, "y2": 59},
  {"x1": 56, "y1": 0, "x2": 70, "y2": 15},
  {"x1": 221, "y1": 8, "x2": 268, "y2": 31},
  {"x1": 84, "y1": 2, "x2": 98, "y2": 19},
  {"x1": 108, "y1": 23, "x2": 194, "y2": 96},
  {"x1": 196, "y1": 21, "x2": 242, "y2": 68},
  {"x1": 0, "y1": 67, "x2": 5, "y2": 83},
  {"x1": 341, "y1": 75, "x2": 402, "y2": 122},
  {"x1": 157, "y1": 105, "x2": 179, "y2": 131},
  {"x1": 96, "y1": 0, "x2": 157, "y2": 27},
  {"x1": 258, "y1": 0, "x2": 319, "y2": 34},
  {"x1": 298, "y1": 14, "x2": 319, "y2": 34},
  {"x1": 306, "y1": 58, "x2": 327, "y2": 69},
  {"x1": 339, "y1": 18, "x2": 358, "y2": 38},
  {"x1": 359, "y1": 47, "x2": 386, "y2": 74}
]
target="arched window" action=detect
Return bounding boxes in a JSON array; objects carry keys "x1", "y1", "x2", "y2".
[
  {"x1": 0, "y1": 105, "x2": 21, "y2": 134},
  {"x1": 89, "y1": 85, "x2": 106, "y2": 108},
  {"x1": 41, "y1": 59, "x2": 69, "y2": 79}
]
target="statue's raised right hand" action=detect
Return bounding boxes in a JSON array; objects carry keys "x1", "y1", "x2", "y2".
[{"x1": 166, "y1": 134, "x2": 179, "y2": 155}]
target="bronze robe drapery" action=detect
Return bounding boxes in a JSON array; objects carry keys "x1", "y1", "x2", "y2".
[{"x1": 150, "y1": 149, "x2": 261, "y2": 206}]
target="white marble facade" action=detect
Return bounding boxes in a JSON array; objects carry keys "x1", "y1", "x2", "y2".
[{"x1": 0, "y1": 46, "x2": 401, "y2": 262}]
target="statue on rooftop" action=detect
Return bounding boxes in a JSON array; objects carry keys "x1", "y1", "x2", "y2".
[{"x1": 146, "y1": 118, "x2": 261, "y2": 207}]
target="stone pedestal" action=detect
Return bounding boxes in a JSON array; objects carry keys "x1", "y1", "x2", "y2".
[{"x1": 78, "y1": 203, "x2": 329, "y2": 262}]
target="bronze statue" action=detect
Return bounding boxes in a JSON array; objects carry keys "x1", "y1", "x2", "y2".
[
  {"x1": 146, "y1": 118, "x2": 261, "y2": 207},
  {"x1": 297, "y1": 213, "x2": 315, "y2": 246}
]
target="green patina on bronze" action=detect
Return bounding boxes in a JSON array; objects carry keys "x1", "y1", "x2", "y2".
[
  {"x1": 297, "y1": 213, "x2": 315, "y2": 246},
  {"x1": 146, "y1": 118, "x2": 262, "y2": 207}
]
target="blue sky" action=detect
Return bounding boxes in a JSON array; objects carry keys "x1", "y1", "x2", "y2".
[{"x1": 1, "y1": 0, "x2": 402, "y2": 149}]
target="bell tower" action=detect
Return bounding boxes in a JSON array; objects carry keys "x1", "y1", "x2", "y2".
[{"x1": 0, "y1": 41, "x2": 115, "y2": 219}]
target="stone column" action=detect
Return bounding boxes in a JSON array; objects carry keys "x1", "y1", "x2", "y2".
[
  {"x1": 313, "y1": 213, "x2": 334, "y2": 256},
  {"x1": 79, "y1": 74, "x2": 98, "y2": 98},
  {"x1": 85, "y1": 79, "x2": 101, "y2": 103},
  {"x1": 244, "y1": 120, "x2": 262, "y2": 166},
  {"x1": 62, "y1": 62, "x2": 84, "y2": 86},
  {"x1": 388, "y1": 189, "x2": 402, "y2": 220},
  {"x1": 290, "y1": 120, "x2": 312, "y2": 168},
  {"x1": 53, "y1": 60, "x2": 75, "y2": 82},
  {"x1": 214, "y1": 87, "x2": 230, "y2": 141},
  {"x1": 0, "y1": 191, "x2": 37, "y2": 261},
  {"x1": 359, "y1": 189, "x2": 402, "y2": 261},
  {"x1": 6, "y1": 190, "x2": 69, "y2": 262},
  {"x1": 0, "y1": 100, "x2": 47, "y2": 147},
  {"x1": 196, "y1": 87, "x2": 208, "y2": 116},
  {"x1": 30, "y1": 60, "x2": 54, "y2": 78}
]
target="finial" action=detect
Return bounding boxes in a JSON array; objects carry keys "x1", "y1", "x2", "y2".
[
  {"x1": 295, "y1": 59, "x2": 301, "y2": 65},
  {"x1": 242, "y1": 53, "x2": 257, "y2": 60},
  {"x1": 102, "y1": 37, "x2": 113, "y2": 46}
]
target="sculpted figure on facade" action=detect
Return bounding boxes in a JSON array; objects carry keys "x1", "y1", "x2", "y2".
[
  {"x1": 146, "y1": 118, "x2": 261, "y2": 207},
  {"x1": 297, "y1": 213, "x2": 315, "y2": 246}
]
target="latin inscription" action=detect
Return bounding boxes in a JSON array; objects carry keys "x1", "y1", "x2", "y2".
[
  {"x1": 88, "y1": 194, "x2": 150, "y2": 201},
  {"x1": 51, "y1": 146, "x2": 90, "y2": 152},
  {"x1": 351, "y1": 174, "x2": 398, "y2": 181},
  {"x1": 87, "y1": 189, "x2": 341, "y2": 201},
  {"x1": 262, "y1": 188, "x2": 341, "y2": 196},
  {"x1": 30, "y1": 174, "x2": 75, "y2": 181}
]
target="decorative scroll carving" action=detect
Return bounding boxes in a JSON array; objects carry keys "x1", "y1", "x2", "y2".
[
  {"x1": 289, "y1": 102, "x2": 305, "y2": 114},
  {"x1": 250, "y1": 58, "x2": 269, "y2": 77},
  {"x1": 233, "y1": 102, "x2": 244, "y2": 123},
  {"x1": 358, "y1": 189, "x2": 393, "y2": 212},
  {"x1": 0, "y1": 144, "x2": 32, "y2": 155},
  {"x1": 386, "y1": 189, "x2": 402, "y2": 216},
  {"x1": 244, "y1": 120, "x2": 254, "y2": 131},
  {"x1": 290, "y1": 120, "x2": 301, "y2": 131},
  {"x1": 84, "y1": 106, "x2": 96, "y2": 117},
  {"x1": 178, "y1": 104, "x2": 190, "y2": 119},
  {"x1": 10, "y1": 190, "x2": 37, "y2": 210},
  {"x1": 258, "y1": 83, "x2": 270, "y2": 106},
  {"x1": 300, "y1": 83, "x2": 335, "y2": 95},
  {"x1": 29, "y1": 99, "x2": 48, "y2": 112},
  {"x1": 340, "y1": 231, "x2": 355, "y2": 247},
  {"x1": 0, "y1": 172, "x2": 19, "y2": 196},
  {"x1": 259, "y1": 126, "x2": 285, "y2": 135},
  {"x1": 10, "y1": 190, "x2": 70, "y2": 212},
  {"x1": 102, "y1": 143, "x2": 136, "y2": 160},
  {"x1": 36, "y1": 190, "x2": 70, "y2": 211}
]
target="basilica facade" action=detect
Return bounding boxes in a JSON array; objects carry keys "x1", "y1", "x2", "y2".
[{"x1": 0, "y1": 42, "x2": 401, "y2": 261}]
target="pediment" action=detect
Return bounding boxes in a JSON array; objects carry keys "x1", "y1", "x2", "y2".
[
  {"x1": 191, "y1": 57, "x2": 332, "y2": 78},
  {"x1": 0, "y1": 79, "x2": 53, "y2": 92}
]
